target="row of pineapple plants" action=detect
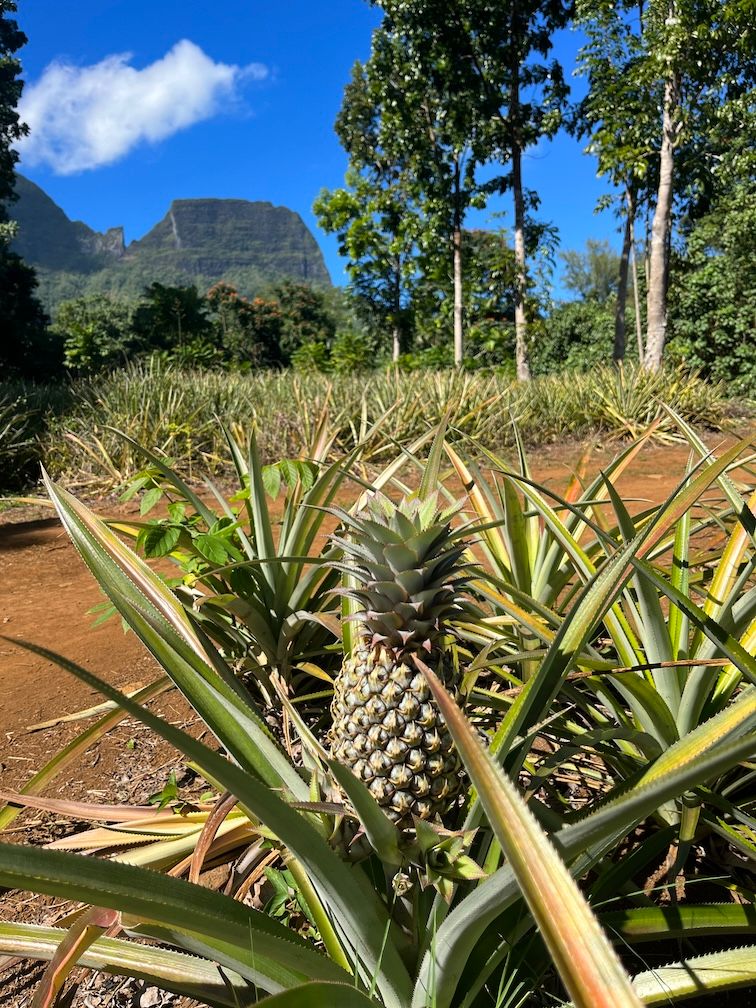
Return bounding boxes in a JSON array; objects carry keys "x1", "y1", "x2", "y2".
[
  {"x1": 0, "y1": 409, "x2": 755, "y2": 1005},
  {"x1": 18, "y1": 358, "x2": 733, "y2": 489}
]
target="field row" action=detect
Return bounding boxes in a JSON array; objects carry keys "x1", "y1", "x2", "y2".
[{"x1": 1, "y1": 361, "x2": 746, "y2": 490}]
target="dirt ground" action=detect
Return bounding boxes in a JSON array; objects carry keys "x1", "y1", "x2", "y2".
[{"x1": 0, "y1": 428, "x2": 753, "y2": 1005}]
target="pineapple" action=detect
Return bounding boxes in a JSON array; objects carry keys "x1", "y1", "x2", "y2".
[{"x1": 330, "y1": 492, "x2": 474, "y2": 827}]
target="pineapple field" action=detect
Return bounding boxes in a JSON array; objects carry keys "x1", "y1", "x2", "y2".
[
  {"x1": 1, "y1": 413, "x2": 755, "y2": 1007},
  {"x1": 2, "y1": 0, "x2": 754, "y2": 999}
]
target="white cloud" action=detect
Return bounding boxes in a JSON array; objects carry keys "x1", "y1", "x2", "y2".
[{"x1": 17, "y1": 40, "x2": 268, "y2": 174}]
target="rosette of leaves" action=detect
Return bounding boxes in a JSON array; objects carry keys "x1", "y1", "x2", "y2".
[
  {"x1": 2, "y1": 430, "x2": 756, "y2": 1005},
  {"x1": 109, "y1": 421, "x2": 350, "y2": 704}
]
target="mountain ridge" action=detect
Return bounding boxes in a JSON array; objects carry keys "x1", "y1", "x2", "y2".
[{"x1": 10, "y1": 175, "x2": 331, "y2": 310}]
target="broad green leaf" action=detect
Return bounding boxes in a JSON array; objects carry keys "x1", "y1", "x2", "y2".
[
  {"x1": 139, "y1": 485, "x2": 163, "y2": 515},
  {"x1": 631, "y1": 946, "x2": 756, "y2": 1004},
  {"x1": 111, "y1": 427, "x2": 218, "y2": 526},
  {"x1": 0, "y1": 921, "x2": 249, "y2": 1008},
  {"x1": 258, "y1": 983, "x2": 380, "y2": 1007},
  {"x1": 194, "y1": 532, "x2": 233, "y2": 564},
  {"x1": 141, "y1": 523, "x2": 182, "y2": 558},
  {"x1": 263, "y1": 462, "x2": 283, "y2": 498},
  {"x1": 0, "y1": 843, "x2": 346, "y2": 994}
]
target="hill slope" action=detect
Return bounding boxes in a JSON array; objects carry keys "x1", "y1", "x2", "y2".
[{"x1": 10, "y1": 175, "x2": 331, "y2": 310}]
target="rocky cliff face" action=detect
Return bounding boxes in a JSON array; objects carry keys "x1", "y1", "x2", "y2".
[
  {"x1": 11, "y1": 175, "x2": 124, "y2": 274},
  {"x1": 127, "y1": 198, "x2": 329, "y2": 285},
  {"x1": 10, "y1": 176, "x2": 331, "y2": 310},
  {"x1": 81, "y1": 226, "x2": 126, "y2": 260}
]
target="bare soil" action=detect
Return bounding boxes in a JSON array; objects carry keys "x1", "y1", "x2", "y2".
[{"x1": 0, "y1": 430, "x2": 753, "y2": 1006}]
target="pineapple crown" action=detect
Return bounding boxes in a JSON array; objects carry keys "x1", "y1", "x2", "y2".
[{"x1": 331, "y1": 492, "x2": 478, "y2": 654}]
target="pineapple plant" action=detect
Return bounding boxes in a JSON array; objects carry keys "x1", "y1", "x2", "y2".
[{"x1": 330, "y1": 491, "x2": 476, "y2": 827}]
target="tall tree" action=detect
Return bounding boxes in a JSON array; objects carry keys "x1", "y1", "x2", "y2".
[
  {"x1": 0, "y1": 0, "x2": 25, "y2": 211},
  {"x1": 575, "y1": 0, "x2": 656, "y2": 363},
  {"x1": 321, "y1": 2, "x2": 569, "y2": 372},
  {"x1": 495, "y1": 0, "x2": 571, "y2": 379},
  {"x1": 374, "y1": 0, "x2": 570, "y2": 376},
  {"x1": 0, "y1": 1, "x2": 52, "y2": 379},
  {"x1": 314, "y1": 62, "x2": 420, "y2": 361},
  {"x1": 561, "y1": 240, "x2": 620, "y2": 303},
  {"x1": 358, "y1": 14, "x2": 494, "y2": 366},
  {"x1": 131, "y1": 283, "x2": 212, "y2": 352},
  {"x1": 643, "y1": 0, "x2": 755, "y2": 370},
  {"x1": 577, "y1": 0, "x2": 756, "y2": 370}
]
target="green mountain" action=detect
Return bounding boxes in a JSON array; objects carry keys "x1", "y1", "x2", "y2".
[{"x1": 10, "y1": 175, "x2": 331, "y2": 311}]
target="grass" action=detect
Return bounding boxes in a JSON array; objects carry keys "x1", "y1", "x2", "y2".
[{"x1": 0, "y1": 358, "x2": 745, "y2": 490}]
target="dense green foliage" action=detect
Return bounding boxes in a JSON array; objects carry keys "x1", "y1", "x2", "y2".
[
  {"x1": 575, "y1": 0, "x2": 756, "y2": 370},
  {"x1": 316, "y1": 0, "x2": 571, "y2": 372},
  {"x1": 668, "y1": 184, "x2": 756, "y2": 392},
  {"x1": 53, "y1": 294, "x2": 135, "y2": 372},
  {"x1": 51, "y1": 281, "x2": 341, "y2": 374},
  {"x1": 0, "y1": 3, "x2": 51, "y2": 380},
  {"x1": 0, "y1": 1, "x2": 25, "y2": 209},
  {"x1": 560, "y1": 239, "x2": 619, "y2": 302}
]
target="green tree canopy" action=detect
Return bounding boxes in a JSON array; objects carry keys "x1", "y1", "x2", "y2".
[
  {"x1": 131, "y1": 283, "x2": 213, "y2": 352},
  {"x1": 668, "y1": 182, "x2": 756, "y2": 392},
  {"x1": 53, "y1": 294, "x2": 135, "y2": 374},
  {"x1": 560, "y1": 240, "x2": 620, "y2": 303},
  {"x1": 0, "y1": 1, "x2": 51, "y2": 379},
  {"x1": 576, "y1": 0, "x2": 756, "y2": 370}
]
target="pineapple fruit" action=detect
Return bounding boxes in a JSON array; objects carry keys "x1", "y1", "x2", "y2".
[{"x1": 330, "y1": 492, "x2": 474, "y2": 827}]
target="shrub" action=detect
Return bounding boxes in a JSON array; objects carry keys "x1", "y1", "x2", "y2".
[
  {"x1": 291, "y1": 340, "x2": 331, "y2": 373},
  {"x1": 53, "y1": 294, "x2": 135, "y2": 373},
  {"x1": 330, "y1": 328, "x2": 376, "y2": 372}
]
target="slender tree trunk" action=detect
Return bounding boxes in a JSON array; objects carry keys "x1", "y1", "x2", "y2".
[
  {"x1": 512, "y1": 143, "x2": 530, "y2": 381},
  {"x1": 644, "y1": 69, "x2": 680, "y2": 371},
  {"x1": 452, "y1": 229, "x2": 463, "y2": 366},
  {"x1": 509, "y1": 32, "x2": 530, "y2": 382},
  {"x1": 629, "y1": 211, "x2": 644, "y2": 360},
  {"x1": 392, "y1": 257, "x2": 401, "y2": 363},
  {"x1": 614, "y1": 195, "x2": 632, "y2": 363},
  {"x1": 452, "y1": 161, "x2": 464, "y2": 367}
]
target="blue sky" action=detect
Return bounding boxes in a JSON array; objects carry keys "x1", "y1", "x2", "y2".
[{"x1": 13, "y1": 0, "x2": 621, "y2": 294}]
